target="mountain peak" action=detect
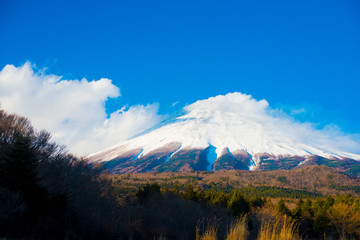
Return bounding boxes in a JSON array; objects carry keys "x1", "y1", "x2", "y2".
[{"x1": 88, "y1": 93, "x2": 360, "y2": 173}]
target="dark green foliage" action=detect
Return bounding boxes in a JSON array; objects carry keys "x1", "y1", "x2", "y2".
[
  {"x1": 276, "y1": 176, "x2": 288, "y2": 184},
  {"x1": 345, "y1": 165, "x2": 360, "y2": 177},
  {"x1": 173, "y1": 182, "x2": 180, "y2": 194},
  {"x1": 157, "y1": 148, "x2": 209, "y2": 172},
  {"x1": 239, "y1": 185, "x2": 321, "y2": 199},
  {"x1": 276, "y1": 198, "x2": 291, "y2": 216},
  {"x1": 313, "y1": 209, "x2": 330, "y2": 233},
  {"x1": 335, "y1": 185, "x2": 360, "y2": 194},
  {"x1": 303, "y1": 198, "x2": 314, "y2": 217},
  {"x1": 117, "y1": 152, "x2": 169, "y2": 173},
  {"x1": 183, "y1": 184, "x2": 198, "y2": 201},
  {"x1": 176, "y1": 185, "x2": 259, "y2": 217},
  {"x1": 253, "y1": 154, "x2": 360, "y2": 175},
  {"x1": 136, "y1": 183, "x2": 161, "y2": 202},
  {"x1": 306, "y1": 156, "x2": 360, "y2": 177},
  {"x1": 2, "y1": 133, "x2": 38, "y2": 193},
  {"x1": 248, "y1": 196, "x2": 265, "y2": 208},
  {"x1": 291, "y1": 195, "x2": 360, "y2": 239},
  {"x1": 277, "y1": 156, "x2": 304, "y2": 169},
  {"x1": 206, "y1": 190, "x2": 228, "y2": 208},
  {"x1": 324, "y1": 195, "x2": 335, "y2": 207},
  {"x1": 170, "y1": 175, "x2": 203, "y2": 183},
  {"x1": 121, "y1": 190, "x2": 231, "y2": 239},
  {"x1": 292, "y1": 198, "x2": 304, "y2": 218},
  {"x1": 205, "y1": 181, "x2": 234, "y2": 192},
  {"x1": 227, "y1": 190, "x2": 250, "y2": 216},
  {"x1": 213, "y1": 151, "x2": 249, "y2": 171},
  {"x1": 256, "y1": 156, "x2": 303, "y2": 170},
  {"x1": 214, "y1": 152, "x2": 235, "y2": 171}
]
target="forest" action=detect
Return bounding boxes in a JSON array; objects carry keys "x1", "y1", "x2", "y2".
[{"x1": 1, "y1": 108, "x2": 360, "y2": 240}]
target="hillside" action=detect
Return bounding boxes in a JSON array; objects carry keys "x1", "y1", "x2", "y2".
[{"x1": 109, "y1": 165, "x2": 360, "y2": 197}]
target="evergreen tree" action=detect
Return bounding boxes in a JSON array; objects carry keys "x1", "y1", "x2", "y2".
[
  {"x1": 276, "y1": 198, "x2": 291, "y2": 216},
  {"x1": 183, "y1": 183, "x2": 197, "y2": 201},
  {"x1": 4, "y1": 133, "x2": 38, "y2": 193},
  {"x1": 227, "y1": 190, "x2": 250, "y2": 216},
  {"x1": 292, "y1": 198, "x2": 304, "y2": 218}
]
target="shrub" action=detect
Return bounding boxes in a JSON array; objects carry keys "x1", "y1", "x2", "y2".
[
  {"x1": 196, "y1": 219, "x2": 219, "y2": 240},
  {"x1": 136, "y1": 183, "x2": 161, "y2": 202},
  {"x1": 328, "y1": 202, "x2": 360, "y2": 239},
  {"x1": 226, "y1": 215, "x2": 249, "y2": 240},
  {"x1": 227, "y1": 191, "x2": 250, "y2": 216},
  {"x1": 276, "y1": 198, "x2": 291, "y2": 216},
  {"x1": 276, "y1": 176, "x2": 288, "y2": 184}
]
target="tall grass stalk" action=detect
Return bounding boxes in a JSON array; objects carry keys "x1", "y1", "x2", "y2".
[
  {"x1": 257, "y1": 215, "x2": 301, "y2": 240},
  {"x1": 196, "y1": 219, "x2": 218, "y2": 240},
  {"x1": 226, "y1": 215, "x2": 249, "y2": 240}
]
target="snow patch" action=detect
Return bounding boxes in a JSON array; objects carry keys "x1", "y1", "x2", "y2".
[
  {"x1": 227, "y1": 147, "x2": 235, "y2": 159},
  {"x1": 131, "y1": 149, "x2": 143, "y2": 161},
  {"x1": 206, "y1": 145, "x2": 217, "y2": 171},
  {"x1": 249, "y1": 155, "x2": 257, "y2": 171},
  {"x1": 165, "y1": 145, "x2": 182, "y2": 162}
]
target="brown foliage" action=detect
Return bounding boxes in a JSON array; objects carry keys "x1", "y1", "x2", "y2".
[{"x1": 328, "y1": 202, "x2": 360, "y2": 239}]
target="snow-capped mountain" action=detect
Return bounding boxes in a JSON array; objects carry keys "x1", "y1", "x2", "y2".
[{"x1": 87, "y1": 93, "x2": 360, "y2": 173}]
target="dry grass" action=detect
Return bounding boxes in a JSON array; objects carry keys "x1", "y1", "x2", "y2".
[
  {"x1": 195, "y1": 213, "x2": 300, "y2": 240},
  {"x1": 257, "y1": 215, "x2": 301, "y2": 240},
  {"x1": 196, "y1": 219, "x2": 219, "y2": 240},
  {"x1": 226, "y1": 215, "x2": 249, "y2": 240}
]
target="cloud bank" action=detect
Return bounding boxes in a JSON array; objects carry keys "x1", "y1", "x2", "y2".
[
  {"x1": 184, "y1": 92, "x2": 360, "y2": 155},
  {"x1": 0, "y1": 62, "x2": 165, "y2": 155}
]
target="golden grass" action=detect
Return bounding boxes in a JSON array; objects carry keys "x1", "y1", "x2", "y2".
[
  {"x1": 196, "y1": 214, "x2": 300, "y2": 240},
  {"x1": 196, "y1": 219, "x2": 218, "y2": 240},
  {"x1": 226, "y1": 215, "x2": 249, "y2": 240},
  {"x1": 257, "y1": 215, "x2": 301, "y2": 240}
]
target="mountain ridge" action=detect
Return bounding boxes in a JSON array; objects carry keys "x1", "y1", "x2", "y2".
[{"x1": 87, "y1": 93, "x2": 360, "y2": 174}]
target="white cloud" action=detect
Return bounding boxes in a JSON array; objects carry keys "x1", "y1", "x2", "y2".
[
  {"x1": 1, "y1": 63, "x2": 359, "y2": 158},
  {"x1": 290, "y1": 107, "x2": 306, "y2": 116},
  {"x1": 74, "y1": 103, "x2": 165, "y2": 154},
  {"x1": 183, "y1": 92, "x2": 360, "y2": 155},
  {"x1": 0, "y1": 62, "x2": 166, "y2": 155},
  {"x1": 184, "y1": 92, "x2": 269, "y2": 116}
]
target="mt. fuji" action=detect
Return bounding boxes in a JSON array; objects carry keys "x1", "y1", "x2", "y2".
[{"x1": 88, "y1": 93, "x2": 360, "y2": 173}]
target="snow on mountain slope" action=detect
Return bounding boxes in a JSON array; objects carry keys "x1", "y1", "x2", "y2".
[{"x1": 87, "y1": 93, "x2": 360, "y2": 171}]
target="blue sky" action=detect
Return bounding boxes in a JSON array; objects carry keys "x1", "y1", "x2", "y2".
[{"x1": 0, "y1": 0, "x2": 360, "y2": 154}]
